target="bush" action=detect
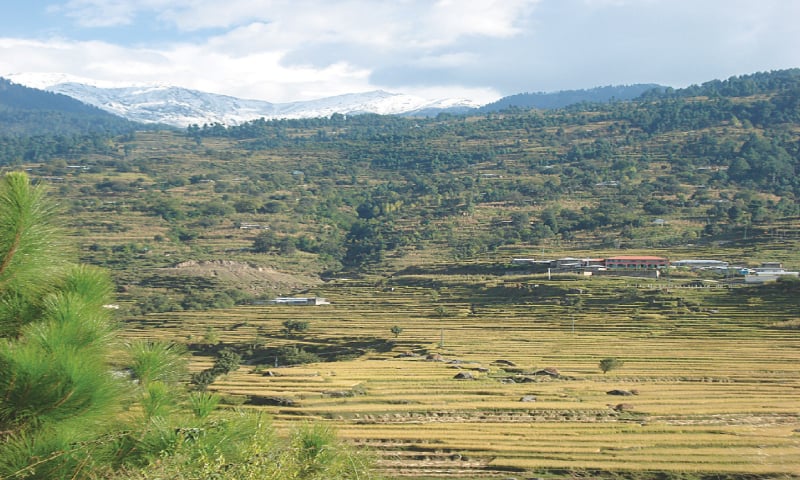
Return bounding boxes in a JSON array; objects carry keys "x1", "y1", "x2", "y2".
[
  {"x1": 190, "y1": 348, "x2": 241, "y2": 391},
  {"x1": 213, "y1": 348, "x2": 242, "y2": 375},
  {"x1": 190, "y1": 369, "x2": 217, "y2": 391},
  {"x1": 599, "y1": 357, "x2": 624, "y2": 374},
  {"x1": 282, "y1": 319, "x2": 310, "y2": 336},
  {"x1": 277, "y1": 345, "x2": 321, "y2": 366}
]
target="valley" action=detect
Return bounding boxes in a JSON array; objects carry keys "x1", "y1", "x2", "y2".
[{"x1": 2, "y1": 69, "x2": 799, "y2": 479}]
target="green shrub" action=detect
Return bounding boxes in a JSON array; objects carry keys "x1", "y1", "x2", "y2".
[
  {"x1": 278, "y1": 345, "x2": 321, "y2": 365},
  {"x1": 599, "y1": 357, "x2": 624, "y2": 374}
]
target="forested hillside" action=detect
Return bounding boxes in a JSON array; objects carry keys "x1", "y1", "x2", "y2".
[
  {"x1": 479, "y1": 83, "x2": 662, "y2": 111},
  {"x1": 0, "y1": 77, "x2": 146, "y2": 163},
  {"x1": 0, "y1": 69, "x2": 798, "y2": 310}
]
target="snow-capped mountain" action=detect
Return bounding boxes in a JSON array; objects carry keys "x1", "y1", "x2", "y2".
[{"x1": 6, "y1": 73, "x2": 481, "y2": 127}]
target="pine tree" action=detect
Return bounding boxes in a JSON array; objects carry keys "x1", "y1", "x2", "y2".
[{"x1": 0, "y1": 172, "x2": 124, "y2": 478}]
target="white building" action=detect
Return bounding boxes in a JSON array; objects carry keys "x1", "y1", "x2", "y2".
[
  {"x1": 744, "y1": 262, "x2": 799, "y2": 283},
  {"x1": 269, "y1": 297, "x2": 330, "y2": 305},
  {"x1": 672, "y1": 259, "x2": 729, "y2": 270}
]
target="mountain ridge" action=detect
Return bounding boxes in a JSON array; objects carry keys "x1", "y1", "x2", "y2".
[
  {"x1": 6, "y1": 74, "x2": 482, "y2": 127},
  {"x1": 8, "y1": 69, "x2": 796, "y2": 131},
  {"x1": 478, "y1": 84, "x2": 664, "y2": 111},
  {"x1": 6, "y1": 72, "x2": 668, "y2": 128}
]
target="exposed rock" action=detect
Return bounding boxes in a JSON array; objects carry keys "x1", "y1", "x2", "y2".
[
  {"x1": 426, "y1": 353, "x2": 445, "y2": 362},
  {"x1": 612, "y1": 403, "x2": 634, "y2": 412},
  {"x1": 607, "y1": 389, "x2": 634, "y2": 396},
  {"x1": 534, "y1": 367, "x2": 560, "y2": 378},
  {"x1": 492, "y1": 359, "x2": 517, "y2": 366},
  {"x1": 520, "y1": 395, "x2": 537, "y2": 402},
  {"x1": 453, "y1": 371, "x2": 475, "y2": 380},
  {"x1": 396, "y1": 351, "x2": 419, "y2": 358},
  {"x1": 323, "y1": 390, "x2": 357, "y2": 398}
]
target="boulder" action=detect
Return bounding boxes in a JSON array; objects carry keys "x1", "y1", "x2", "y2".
[
  {"x1": 323, "y1": 390, "x2": 355, "y2": 398},
  {"x1": 606, "y1": 389, "x2": 633, "y2": 396},
  {"x1": 534, "y1": 367, "x2": 560, "y2": 378},
  {"x1": 520, "y1": 395, "x2": 537, "y2": 402},
  {"x1": 453, "y1": 371, "x2": 475, "y2": 380},
  {"x1": 492, "y1": 359, "x2": 517, "y2": 366},
  {"x1": 426, "y1": 353, "x2": 445, "y2": 362}
]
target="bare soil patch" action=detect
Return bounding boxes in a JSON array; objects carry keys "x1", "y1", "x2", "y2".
[{"x1": 165, "y1": 260, "x2": 321, "y2": 293}]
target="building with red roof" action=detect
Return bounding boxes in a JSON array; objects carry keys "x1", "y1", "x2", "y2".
[{"x1": 604, "y1": 255, "x2": 669, "y2": 270}]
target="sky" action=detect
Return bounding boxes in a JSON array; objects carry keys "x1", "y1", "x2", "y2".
[{"x1": 1, "y1": 0, "x2": 799, "y2": 104}]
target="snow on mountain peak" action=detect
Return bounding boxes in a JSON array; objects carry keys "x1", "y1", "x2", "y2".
[{"x1": 4, "y1": 73, "x2": 482, "y2": 127}]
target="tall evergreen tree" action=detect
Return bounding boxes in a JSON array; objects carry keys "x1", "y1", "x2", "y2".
[{"x1": 0, "y1": 171, "x2": 125, "y2": 478}]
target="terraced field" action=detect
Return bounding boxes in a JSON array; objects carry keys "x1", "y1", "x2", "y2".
[{"x1": 120, "y1": 273, "x2": 800, "y2": 479}]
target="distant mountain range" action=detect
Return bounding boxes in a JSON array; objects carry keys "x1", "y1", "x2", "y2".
[
  {"x1": 478, "y1": 84, "x2": 663, "y2": 111},
  {"x1": 5, "y1": 73, "x2": 480, "y2": 128},
  {"x1": 4, "y1": 73, "x2": 666, "y2": 128}
]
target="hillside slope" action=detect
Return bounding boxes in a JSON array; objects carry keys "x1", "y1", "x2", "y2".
[
  {"x1": 0, "y1": 77, "x2": 141, "y2": 136},
  {"x1": 1, "y1": 68, "x2": 798, "y2": 308},
  {"x1": 480, "y1": 83, "x2": 662, "y2": 111}
]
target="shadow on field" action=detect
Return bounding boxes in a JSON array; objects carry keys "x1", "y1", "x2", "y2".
[{"x1": 190, "y1": 336, "x2": 397, "y2": 366}]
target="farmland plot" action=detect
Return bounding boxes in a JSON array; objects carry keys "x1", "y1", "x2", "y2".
[{"x1": 121, "y1": 275, "x2": 800, "y2": 479}]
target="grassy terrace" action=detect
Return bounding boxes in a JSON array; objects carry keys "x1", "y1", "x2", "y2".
[{"x1": 120, "y1": 273, "x2": 800, "y2": 479}]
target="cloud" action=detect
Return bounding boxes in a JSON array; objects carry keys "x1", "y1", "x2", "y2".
[
  {"x1": 51, "y1": 0, "x2": 539, "y2": 44},
  {"x1": 0, "y1": 33, "x2": 375, "y2": 102},
  {"x1": 49, "y1": 0, "x2": 141, "y2": 27},
  {"x1": 4, "y1": 0, "x2": 800, "y2": 104}
]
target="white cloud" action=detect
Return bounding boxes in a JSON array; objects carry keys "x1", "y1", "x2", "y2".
[
  {"x1": 0, "y1": 33, "x2": 376, "y2": 102},
  {"x1": 3, "y1": 0, "x2": 800, "y2": 104},
  {"x1": 413, "y1": 52, "x2": 481, "y2": 69},
  {"x1": 161, "y1": 43, "x2": 374, "y2": 100},
  {"x1": 49, "y1": 0, "x2": 140, "y2": 27},
  {"x1": 24, "y1": 0, "x2": 539, "y2": 101},
  {"x1": 51, "y1": 0, "x2": 539, "y2": 46},
  {"x1": 425, "y1": 0, "x2": 538, "y2": 44}
]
